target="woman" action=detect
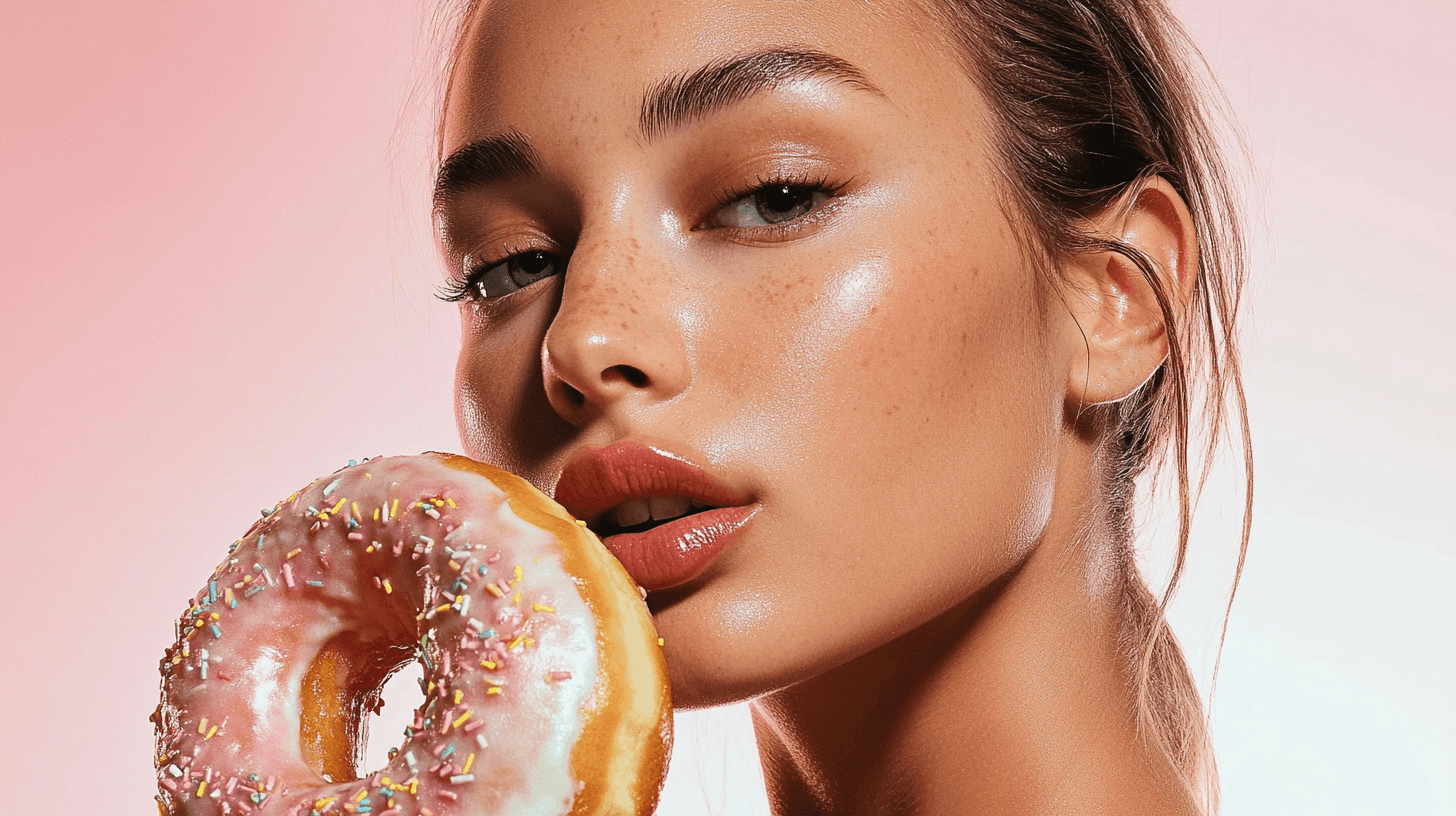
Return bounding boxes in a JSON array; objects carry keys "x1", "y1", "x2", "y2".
[{"x1": 431, "y1": 0, "x2": 1250, "y2": 813}]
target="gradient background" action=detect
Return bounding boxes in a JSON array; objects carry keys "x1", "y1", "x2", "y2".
[{"x1": 2, "y1": 1, "x2": 1451, "y2": 813}]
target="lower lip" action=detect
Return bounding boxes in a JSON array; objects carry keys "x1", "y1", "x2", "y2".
[{"x1": 600, "y1": 505, "x2": 757, "y2": 591}]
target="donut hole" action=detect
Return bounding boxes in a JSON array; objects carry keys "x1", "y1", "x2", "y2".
[
  {"x1": 363, "y1": 657, "x2": 427, "y2": 771},
  {"x1": 299, "y1": 635, "x2": 415, "y2": 783}
]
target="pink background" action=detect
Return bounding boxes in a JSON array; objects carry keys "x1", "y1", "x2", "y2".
[{"x1": 2, "y1": 1, "x2": 1451, "y2": 813}]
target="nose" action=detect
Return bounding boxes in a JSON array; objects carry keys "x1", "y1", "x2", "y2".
[{"x1": 541, "y1": 231, "x2": 691, "y2": 425}]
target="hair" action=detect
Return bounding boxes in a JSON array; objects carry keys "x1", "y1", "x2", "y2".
[
  {"x1": 433, "y1": 0, "x2": 1252, "y2": 809},
  {"x1": 913, "y1": 0, "x2": 1252, "y2": 808}
]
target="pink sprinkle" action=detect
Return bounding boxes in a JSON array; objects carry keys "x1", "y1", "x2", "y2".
[
  {"x1": 347, "y1": 532, "x2": 364, "y2": 541},
  {"x1": 550, "y1": 671, "x2": 572, "y2": 681},
  {"x1": 374, "y1": 576, "x2": 382, "y2": 588},
  {"x1": 439, "y1": 791, "x2": 458, "y2": 802},
  {"x1": 265, "y1": 775, "x2": 277, "y2": 791},
  {"x1": 204, "y1": 767, "x2": 214, "y2": 782},
  {"x1": 429, "y1": 762, "x2": 443, "y2": 773},
  {"x1": 442, "y1": 653, "x2": 451, "y2": 675},
  {"x1": 281, "y1": 564, "x2": 295, "y2": 588},
  {"x1": 160, "y1": 778, "x2": 178, "y2": 792},
  {"x1": 486, "y1": 550, "x2": 502, "y2": 564},
  {"x1": 432, "y1": 743, "x2": 447, "y2": 757},
  {"x1": 393, "y1": 540, "x2": 405, "y2": 556},
  {"x1": 317, "y1": 554, "x2": 330, "y2": 571},
  {"x1": 226, "y1": 777, "x2": 238, "y2": 794},
  {"x1": 463, "y1": 718, "x2": 485, "y2": 733}
]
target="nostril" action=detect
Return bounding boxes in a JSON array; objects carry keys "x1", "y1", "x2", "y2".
[
  {"x1": 561, "y1": 382, "x2": 586, "y2": 406},
  {"x1": 605, "y1": 365, "x2": 650, "y2": 389}
]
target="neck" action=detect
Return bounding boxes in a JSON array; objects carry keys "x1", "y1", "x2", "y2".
[{"x1": 749, "y1": 513, "x2": 1201, "y2": 816}]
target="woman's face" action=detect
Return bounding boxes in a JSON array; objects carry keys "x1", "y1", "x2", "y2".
[{"x1": 439, "y1": 0, "x2": 1069, "y2": 706}]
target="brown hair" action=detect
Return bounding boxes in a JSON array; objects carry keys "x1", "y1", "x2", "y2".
[{"x1": 915, "y1": 0, "x2": 1252, "y2": 807}]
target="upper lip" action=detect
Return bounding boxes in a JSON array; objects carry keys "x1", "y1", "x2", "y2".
[{"x1": 553, "y1": 441, "x2": 751, "y2": 527}]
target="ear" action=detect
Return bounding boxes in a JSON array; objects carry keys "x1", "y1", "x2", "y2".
[{"x1": 1059, "y1": 176, "x2": 1198, "y2": 407}]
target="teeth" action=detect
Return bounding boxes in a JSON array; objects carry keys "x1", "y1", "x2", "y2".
[
  {"x1": 648, "y1": 496, "x2": 691, "y2": 521},
  {"x1": 612, "y1": 500, "x2": 650, "y2": 528}
]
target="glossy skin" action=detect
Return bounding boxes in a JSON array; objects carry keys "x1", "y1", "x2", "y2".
[{"x1": 438, "y1": 0, "x2": 1202, "y2": 813}]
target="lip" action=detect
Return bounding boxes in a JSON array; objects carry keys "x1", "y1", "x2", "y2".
[{"x1": 554, "y1": 441, "x2": 755, "y2": 590}]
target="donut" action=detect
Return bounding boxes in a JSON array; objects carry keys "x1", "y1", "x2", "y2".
[{"x1": 152, "y1": 453, "x2": 672, "y2": 816}]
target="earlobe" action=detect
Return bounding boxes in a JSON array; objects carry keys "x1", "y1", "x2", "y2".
[{"x1": 1061, "y1": 176, "x2": 1198, "y2": 407}]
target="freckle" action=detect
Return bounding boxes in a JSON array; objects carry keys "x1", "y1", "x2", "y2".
[{"x1": 621, "y1": 322, "x2": 629, "y2": 330}]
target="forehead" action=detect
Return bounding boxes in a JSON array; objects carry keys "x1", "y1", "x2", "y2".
[{"x1": 442, "y1": 0, "x2": 983, "y2": 154}]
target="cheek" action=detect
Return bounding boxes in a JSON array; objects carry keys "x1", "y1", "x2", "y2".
[{"x1": 453, "y1": 296, "x2": 572, "y2": 491}]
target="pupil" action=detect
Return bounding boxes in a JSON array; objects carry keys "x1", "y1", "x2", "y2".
[
  {"x1": 755, "y1": 185, "x2": 812, "y2": 224},
  {"x1": 509, "y1": 252, "x2": 555, "y2": 286}
]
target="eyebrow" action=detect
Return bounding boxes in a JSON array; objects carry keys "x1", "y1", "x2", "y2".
[
  {"x1": 434, "y1": 129, "x2": 542, "y2": 206},
  {"x1": 434, "y1": 48, "x2": 882, "y2": 202},
  {"x1": 640, "y1": 48, "x2": 884, "y2": 141}
]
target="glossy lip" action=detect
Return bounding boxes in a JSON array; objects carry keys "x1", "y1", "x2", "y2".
[{"x1": 553, "y1": 441, "x2": 756, "y2": 590}]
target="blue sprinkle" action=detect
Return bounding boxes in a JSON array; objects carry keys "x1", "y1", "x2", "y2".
[
  {"x1": 323, "y1": 478, "x2": 342, "y2": 497},
  {"x1": 244, "y1": 585, "x2": 266, "y2": 598},
  {"x1": 440, "y1": 744, "x2": 456, "y2": 759},
  {"x1": 306, "y1": 580, "x2": 324, "y2": 588},
  {"x1": 348, "y1": 459, "x2": 357, "y2": 467},
  {"x1": 228, "y1": 599, "x2": 237, "y2": 609},
  {"x1": 260, "y1": 508, "x2": 273, "y2": 517},
  {"x1": 256, "y1": 535, "x2": 264, "y2": 548},
  {"x1": 209, "y1": 625, "x2": 222, "y2": 638},
  {"x1": 208, "y1": 581, "x2": 217, "y2": 604},
  {"x1": 307, "y1": 505, "x2": 319, "y2": 515},
  {"x1": 228, "y1": 543, "x2": 238, "y2": 553},
  {"x1": 477, "y1": 565, "x2": 488, "y2": 575},
  {"x1": 347, "y1": 517, "x2": 359, "y2": 529}
]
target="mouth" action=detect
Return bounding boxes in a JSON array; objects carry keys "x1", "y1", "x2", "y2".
[{"x1": 554, "y1": 441, "x2": 756, "y2": 590}]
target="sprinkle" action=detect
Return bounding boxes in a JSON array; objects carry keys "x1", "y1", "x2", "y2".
[
  {"x1": 197, "y1": 780, "x2": 207, "y2": 797},
  {"x1": 373, "y1": 508, "x2": 381, "y2": 522},
  {"x1": 282, "y1": 563, "x2": 295, "y2": 588},
  {"x1": 404, "y1": 751, "x2": 418, "y2": 773},
  {"x1": 449, "y1": 774, "x2": 474, "y2": 785},
  {"x1": 224, "y1": 588, "x2": 235, "y2": 608},
  {"x1": 474, "y1": 733, "x2": 488, "y2": 750},
  {"x1": 330, "y1": 498, "x2": 347, "y2": 514},
  {"x1": 462, "y1": 753, "x2": 475, "y2": 774},
  {"x1": 166, "y1": 764, "x2": 182, "y2": 778},
  {"x1": 658, "y1": 637, "x2": 665, "y2": 646},
  {"x1": 533, "y1": 604, "x2": 555, "y2": 613},
  {"x1": 453, "y1": 690, "x2": 463, "y2": 705},
  {"x1": 208, "y1": 581, "x2": 217, "y2": 604},
  {"x1": 485, "y1": 583, "x2": 503, "y2": 598},
  {"x1": 323, "y1": 478, "x2": 342, "y2": 497},
  {"x1": 452, "y1": 711, "x2": 472, "y2": 729},
  {"x1": 286, "y1": 548, "x2": 302, "y2": 559},
  {"x1": 197, "y1": 717, "x2": 209, "y2": 734},
  {"x1": 576, "y1": 519, "x2": 588, "y2": 527},
  {"x1": 261, "y1": 508, "x2": 273, "y2": 517},
  {"x1": 391, "y1": 499, "x2": 399, "y2": 521},
  {"x1": 479, "y1": 659, "x2": 496, "y2": 670},
  {"x1": 383, "y1": 579, "x2": 393, "y2": 595},
  {"x1": 244, "y1": 585, "x2": 267, "y2": 598},
  {"x1": 351, "y1": 502, "x2": 361, "y2": 520},
  {"x1": 513, "y1": 565, "x2": 523, "y2": 583},
  {"x1": 507, "y1": 632, "x2": 527, "y2": 651},
  {"x1": 486, "y1": 687, "x2": 502, "y2": 696},
  {"x1": 205, "y1": 724, "x2": 218, "y2": 740},
  {"x1": 209, "y1": 624, "x2": 222, "y2": 639},
  {"x1": 548, "y1": 671, "x2": 572, "y2": 682},
  {"x1": 446, "y1": 498, "x2": 457, "y2": 508},
  {"x1": 306, "y1": 580, "x2": 324, "y2": 588},
  {"x1": 348, "y1": 532, "x2": 364, "y2": 541}
]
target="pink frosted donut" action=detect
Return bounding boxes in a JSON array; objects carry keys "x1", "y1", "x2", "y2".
[{"x1": 152, "y1": 454, "x2": 671, "y2": 816}]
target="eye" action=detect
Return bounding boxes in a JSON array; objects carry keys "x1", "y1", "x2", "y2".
[
  {"x1": 710, "y1": 183, "x2": 832, "y2": 229},
  {"x1": 438, "y1": 250, "x2": 563, "y2": 302}
]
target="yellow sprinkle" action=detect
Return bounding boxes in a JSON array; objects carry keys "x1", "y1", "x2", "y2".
[
  {"x1": 243, "y1": 575, "x2": 254, "y2": 584},
  {"x1": 533, "y1": 604, "x2": 555, "y2": 613},
  {"x1": 224, "y1": 588, "x2": 234, "y2": 605},
  {"x1": 508, "y1": 633, "x2": 526, "y2": 651},
  {"x1": 453, "y1": 710, "x2": 472, "y2": 728},
  {"x1": 486, "y1": 686, "x2": 502, "y2": 695},
  {"x1": 383, "y1": 579, "x2": 393, "y2": 594},
  {"x1": 365, "y1": 472, "x2": 372, "y2": 479},
  {"x1": 205, "y1": 725, "x2": 218, "y2": 740},
  {"x1": 435, "y1": 604, "x2": 452, "y2": 614},
  {"x1": 658, "y1": 637, "x2": 665, "y2": 646},
  {"x1": 365, "y1": 544, "x2": 375, "y2": 554},
  {"x1": 512, "y1": 592, "x2": 521, "y2": 605},
  {"x1": 391, "y1": 498, "x2": 399, "y2": 520},
  {"x1": 317, "y1": 512, "x2": 329, "y2": 521},
  {"x1": 210, "y1": 612, "x2": 220, "y2": 620},
  {"x1": 351, "y1": 502, "x2": 361, "y2": 520},
  {"x1": 410, "y1": 780, "x2": 419, "y2": 795},
  {"x1": 355, "y1": 789, "x2": 369, "y2": 802},
  {"x1": 427, "y1": 682, "x2": 435, "y2": 695},
  {"x1": 433, "y1": 498, "x2": 445, "y2": 507},
  {"x1": 449, "y1": 560, "x2": 461, "y2": 572},
  {"x1": 463, "y1": 752, "x2": 475, "y2": 774},
  {"x1": 485, "y1": 584, "x2": 504, "y2": 598},
  {"x1": 513, "y1": 565, "x2": 523, "y2": 583},
  {"x1": 373, "y1": 508, "x2": 380, "y2": 521},
  {"x1": 454, "y1": 690, "x2": 463, "y2": 705},
  {"x1": 480, "y1": 659, "x2": 497, "y2": 670},
  {"x1": 446, "y1": 498, "x2": 457, "y2": 508},
  {"x1": 575, "y1": 518, "x2": 588, "y2": 527},
  {"x1": 197, "y1": 717, "x2": 209, "y2": 734},
  {"x1": 171, "y1": 655, "x2": 181, "y2": 665},
  {"x1": 197, "y1": 780, "x2": 207, "y2": 797},
  {"x1": 194, "y1": 619, "x2": 204, "y2": 629},
  {"x1": 286, "y1": 548, "x2": 302, "y2": 559}
]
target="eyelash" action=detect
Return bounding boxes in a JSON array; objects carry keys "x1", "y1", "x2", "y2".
[{"x1": 435, "y1": 172, "x2": 849, "y2": 303}]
